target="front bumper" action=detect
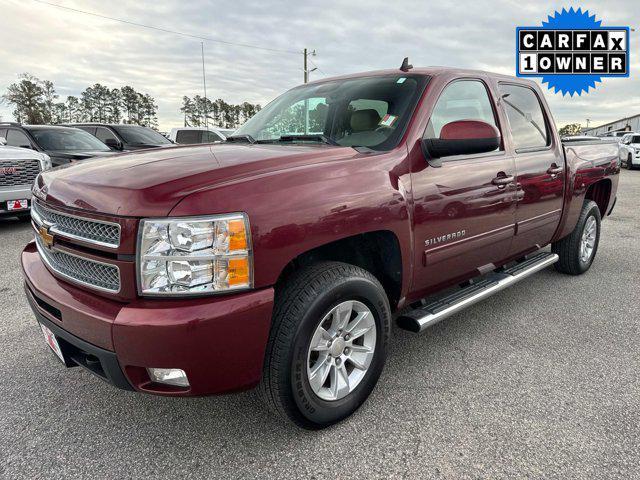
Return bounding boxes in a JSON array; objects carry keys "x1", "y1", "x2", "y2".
[
  {"x1": 0, "y1": 186, "x2": 32, "y2": 215},
  {"x1": 22, "y1": 241, "x2": 275, "y2": 396}
]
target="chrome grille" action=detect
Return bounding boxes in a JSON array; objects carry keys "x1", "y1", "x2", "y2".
[
  {"x1": 0, "y1": 158, "x2": 40, "y2": 187},
  {"x1": 36, "y1": 235, "x2": 121, "y2": 293},
  {"x1": 32, "y1": 201, "x2": 120, "y2": 248}
]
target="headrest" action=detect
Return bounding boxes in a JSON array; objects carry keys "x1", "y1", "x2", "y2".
[{"x1": 350, "y1": 109, "x2": 381, "y2": 132}]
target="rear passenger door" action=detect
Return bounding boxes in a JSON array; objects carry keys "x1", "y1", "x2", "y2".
[
  {"x1": 411, "y1": 79, "x2": 517, "y2": 296},
  {"x1": 498, "y1": 83, "x2": 565, "y2": 256}
]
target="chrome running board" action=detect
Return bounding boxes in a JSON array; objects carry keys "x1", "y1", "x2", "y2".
[{"x1": 397, "y1": 252, "x2": 559, "y2": 333}]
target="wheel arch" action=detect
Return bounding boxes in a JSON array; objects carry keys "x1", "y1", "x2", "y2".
[
  {"x1": 585, "y1": 178, "x2": 612, "y2": 217},
  {"x1": 274, "y1": 230, "x2": 404, "y2": 310}
]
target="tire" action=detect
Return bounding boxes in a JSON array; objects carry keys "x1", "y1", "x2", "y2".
[
  {"x1": 628, "y1": 154, "x2": 634, "y2": 170},
  {"x1": 259, "y1": 261, "x2": 391, "y2": 429},
  {"x1": 552, "y1": 200, "x2": 601, "y2": 275}
]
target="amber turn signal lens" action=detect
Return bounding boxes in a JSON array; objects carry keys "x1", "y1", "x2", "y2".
[
  {"x1": 227, "y1": 257, "x2": 250, "y2": 286},
  {"x1": 228, "y1": 219, "x2": 248, "y2": 251}
]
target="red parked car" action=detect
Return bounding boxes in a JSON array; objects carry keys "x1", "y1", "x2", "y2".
[{"x1": 22, "y1": 66, "x2": 619, "y2": 429}]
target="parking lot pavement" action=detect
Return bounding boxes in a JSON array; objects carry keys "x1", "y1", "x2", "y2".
[{"x1": 1, "y1": 171, "x2": 639, "y2": 480}]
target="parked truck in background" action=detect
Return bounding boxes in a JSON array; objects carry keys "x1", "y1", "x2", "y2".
[
  {"x1": 21, "y1": 66, "x2": 619, "y2": 429},
  {"x1": 0, "y1": 140, "x2": 51, "y2": 217}
]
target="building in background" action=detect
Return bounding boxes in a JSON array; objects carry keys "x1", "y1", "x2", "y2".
[{"x1": 583, "y1": 114, "x2": 640, "y2": 136}]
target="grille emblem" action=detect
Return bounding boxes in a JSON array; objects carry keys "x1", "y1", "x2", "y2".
[
  {"x1": 38, "y1": 225, "x2": 54, "y2": 249},
  {"x1": 0, "y1": 167, "x2": 18, "y2": 175}
]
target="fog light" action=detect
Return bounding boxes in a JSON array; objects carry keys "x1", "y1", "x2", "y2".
[{"x1": 147, "y1": 368, "x2": 190, "y2": 387}]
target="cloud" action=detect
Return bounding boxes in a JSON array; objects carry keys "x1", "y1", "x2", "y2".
[{"x1": 0, "y1": 0, "x2": 637, "y2": 130}]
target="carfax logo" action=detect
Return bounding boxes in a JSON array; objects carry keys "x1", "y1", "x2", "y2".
[{"x1": 516, "y1": 7, "x2": 630, "y2": 96}]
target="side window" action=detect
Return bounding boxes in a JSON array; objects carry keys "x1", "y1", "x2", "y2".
[
  {"x1": 426, "y1": 80, "x2": 499, "y2": 141},
  {"x1": 76, "y1": 126, "x2": 96, "y2": 135},
  {"x1": 95, "y1": 127, "x2": 117, "y2": 143},
  {"x1": 203, "y1": 131, "x2": 223, "y2": 142},
  {"x1": 6, "y1": 129, "x2": 32, "y2": 148},
  {"x1": 176, "y1": 130, "x2": 202, "y2": 144},
  {"x1": 500, "y1": 84, "x2": 549, "y2": 151},
  {"x1": 0, "y1": 128, "x2": 7, "y2": 142}
]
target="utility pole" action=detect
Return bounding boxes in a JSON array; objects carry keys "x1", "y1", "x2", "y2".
[
  {"x1": 303, "y1": 48, "x2": 317, "y2": 83},
  {"x1": 586, "y1": 118, "x2": 591, "y2": 128},
  {"x1": 201, "y1": 42, "x2": 208, "y2": 128}
]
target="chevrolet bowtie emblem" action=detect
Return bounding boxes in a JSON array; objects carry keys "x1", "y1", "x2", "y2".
[{"x1": 38, "y1": 225, "x2": 54, "y2": 249}]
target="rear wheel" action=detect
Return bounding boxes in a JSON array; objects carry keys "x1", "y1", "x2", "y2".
[
  {"x1": 260, "y1": 261, "x2": 391, "y2": 429},
  {"x1": 552, "y1": 200, "x2": 601, "y2": 275}
]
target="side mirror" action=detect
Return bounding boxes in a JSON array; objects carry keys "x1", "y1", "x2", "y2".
[
  {"x1": 422, "y1": 120, "x2": 501, "y2": 167},
  {"x1": 104, "y1": 138, "x2": 122, "y2": 150}
]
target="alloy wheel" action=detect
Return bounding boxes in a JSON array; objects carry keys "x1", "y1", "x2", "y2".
[{"x1": 306, "y1": 300, "x2": 376, "y2": 401}]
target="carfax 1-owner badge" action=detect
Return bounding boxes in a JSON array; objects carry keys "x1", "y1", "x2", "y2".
[{"x1": 516, "y1": 7, "x2": 630, "y2": 96}]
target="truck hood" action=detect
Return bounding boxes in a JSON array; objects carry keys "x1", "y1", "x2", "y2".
[{"x1": 35, "y1": 143, "x2": 362, "y2": 216}]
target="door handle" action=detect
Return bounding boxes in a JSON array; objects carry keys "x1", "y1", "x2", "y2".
[
  {"x1": 492, "y1": 175, "x2": 514, "y2": 186},
  {"x1": 547, "y1": 165, "x2": 563, "y2": 175}
]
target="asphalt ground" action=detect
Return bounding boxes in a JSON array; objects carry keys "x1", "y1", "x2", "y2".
[{"x1": 1, "y1": 170, "x2": 639, "y2": 479}]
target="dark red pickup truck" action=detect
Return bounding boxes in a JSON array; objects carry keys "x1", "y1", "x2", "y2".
[{"x1": 22, "y1": 66, "x2": 619, "y2": 429}]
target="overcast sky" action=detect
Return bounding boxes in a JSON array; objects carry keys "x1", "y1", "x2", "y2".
[{"x1": 0, "y1": 0, "x2": 638, "y2": 130}]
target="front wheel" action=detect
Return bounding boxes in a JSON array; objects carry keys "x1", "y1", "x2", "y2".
[
  {"x1": 259, "y1": 262, "x2": 391, "y2": 429},
  {"x1": 628, "y1": 154, "x2": 634, "y2": 170},
  {"x1": 552, "y1": 200, "x2": 601, "y2": 275}
]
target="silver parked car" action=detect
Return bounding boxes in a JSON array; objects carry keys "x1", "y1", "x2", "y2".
[{"x1": 0, "y1": 138, "x2": 52, "y2": 217}]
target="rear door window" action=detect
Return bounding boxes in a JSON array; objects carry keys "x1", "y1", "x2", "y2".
[
  {"x1": 499, "y1": 84, "x2": 550, "y2": 151},
  {"x1": 176, "y1": 130, "x2": 203, "y2": 144}
]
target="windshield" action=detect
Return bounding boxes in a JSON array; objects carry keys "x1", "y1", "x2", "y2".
[
  {"x1": 114, "y1": 125, "x2": 171, "y2": 145},
  {"x1": 235, "y1": 74, "x2": 429, "y2": 150},
  {"x1": 30, "y1": 128, "x2": 111, "y2": 152}
]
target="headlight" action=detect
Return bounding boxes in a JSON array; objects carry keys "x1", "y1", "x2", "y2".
[
  {"x1": 137, "y1": 214, "x2": 252, "y2": 296},
  {"x1": 40, "y1": 154, "x2": 52, "y2": 171}
]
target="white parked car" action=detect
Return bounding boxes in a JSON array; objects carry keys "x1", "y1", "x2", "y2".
[
  {"x1": 0, "y1": 138, "x2": 52, "y2": 217},
  {"x1": 168, "y1": 127, "x2": 233, "y2": 144},
  {"x1": 619, "y1": 133, "x2": 640, "y2": 170}
]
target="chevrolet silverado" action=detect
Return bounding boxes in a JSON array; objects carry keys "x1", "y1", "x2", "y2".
[{"x1": 22, "y1": 66, "x2": 619, "y2": 429}]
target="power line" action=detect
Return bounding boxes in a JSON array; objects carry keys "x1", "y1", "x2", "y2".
[
  {"x1": 30, "y1": 0, "x2": 301, "y2": 55},
  {"x1": 309, "y1": 59, "x2": 328, "y2": 76}
]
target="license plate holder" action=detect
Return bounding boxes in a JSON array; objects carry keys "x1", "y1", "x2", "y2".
[
  {"x1": 39, "y1": 323, "x2": 66, "y2": 364},
  {"x1": 7, "y1": 199, "x2": 29, "y2": 211}
]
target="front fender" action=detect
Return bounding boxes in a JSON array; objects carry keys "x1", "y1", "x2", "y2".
[{"x1": 169, "y1": 151, "x2": 413, "y2": 299}]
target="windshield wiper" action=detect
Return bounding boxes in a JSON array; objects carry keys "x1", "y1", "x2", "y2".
[
  {"x1": 225, "y1": 134, "x2": 256, "y2": 144},
  {"x1": 276, "y1": 134, "x2": 339, "y2": 146}
]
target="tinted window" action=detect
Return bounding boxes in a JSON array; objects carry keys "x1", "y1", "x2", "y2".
[
  {"x1": 114, "y1": 126, "x2": 171, "y2": 145},
  {"x1": 500, "y1": 84, "x2": 549, "y2": 151},
  {"x1": 631, "y1": 136, "x2": 640, "y2": 144},
  {"x1": 203, "y1": 131, "x2": 224, "y2": 142},
  {"x1": 95, "y1": 127, "x2": 118, "y2": 143},
  {"x1": 176, "y1": 130, "x2": 202, "y2": 144},
  {"x1": 28, "y1": 128, "x2": 111, "y2": 151},
  {"x1": 6, "y1": 129, "x2": 32, "y2": 148},
  {"x1": 426, "y1": 80, "x2": 498, "y2": 139}
]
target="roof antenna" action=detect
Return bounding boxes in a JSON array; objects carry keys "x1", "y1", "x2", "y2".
[{"x1": 400, "y1": 57, "x2": 413, "y2": 72}]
